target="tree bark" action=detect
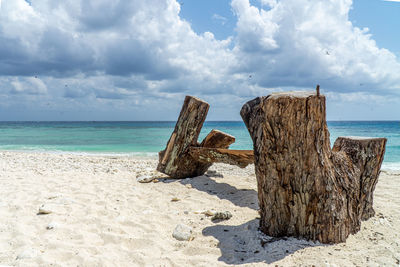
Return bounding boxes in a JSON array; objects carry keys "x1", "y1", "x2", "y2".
[
  {"x1": 332, "y1": 137, "x2": 386, "y2": 220},
  {"x1": 157, "y1": 96, "x2": 210, "y2": 178},
  {"x1": 189, "y1": 147, "x2": 254, "y2": 168},
  {"x1": 241, "y1": 91, "x2": 386, "y2": 244},
  {"x1": 157, "y1": 96, "x2": 248, "y2": 178},
  {"x1": 200, "y1": 129, "x2": 235, "y2": 148},
  {"x1": 194, "y1": 129, "x2": 238, "y2": 175}
]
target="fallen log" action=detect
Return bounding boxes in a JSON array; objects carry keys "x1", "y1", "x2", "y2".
[
  {"x1": 195, "y1": 129, "x2": 237, "y2": 175},
  {"x1": 188, "y1": 147, "x2": 254, "y2": 168},
  {"x1": 241, "y1": 91, "x2": 386, "y2": 244}
]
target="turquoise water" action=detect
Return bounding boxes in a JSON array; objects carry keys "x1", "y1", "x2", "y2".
[{"x1": 0, "y1": 121, "x2": 398, "y2": 169}]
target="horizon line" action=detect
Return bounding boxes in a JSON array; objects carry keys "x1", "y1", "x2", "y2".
[{"x1": 0, "y1": 120, "x2": 399, "y2": 123}]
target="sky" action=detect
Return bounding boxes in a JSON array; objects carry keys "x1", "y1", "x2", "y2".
[{"x1": 0, "y1": 0, "x2": 399, "y2": 121}]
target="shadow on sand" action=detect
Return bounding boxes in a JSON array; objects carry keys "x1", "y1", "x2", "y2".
[
  {"x1": 177, "y1": 174, "x2": 259, "y2": 210},
  {"x1": 161, "y1": 173, "x2": 326, "y2": 265},
  {"x1": 203, "y1": 219, "x2": 325, "y2": 265}
]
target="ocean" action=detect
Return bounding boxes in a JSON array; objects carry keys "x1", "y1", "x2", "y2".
[{"x1": 0, "y1": 121, "x2": 398, "y2": 170}]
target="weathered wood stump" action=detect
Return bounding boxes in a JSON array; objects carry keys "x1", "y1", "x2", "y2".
[
  {"x1": 157, "y1": 96, "x2": 254, "y2": 179},
  {"x1": 241, "y1": 91, "x2": 386, "y2": 244}
]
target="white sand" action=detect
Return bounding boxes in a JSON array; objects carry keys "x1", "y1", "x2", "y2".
[{"x1": 0, "y1": 151, "x2": 399, "y2": 266}]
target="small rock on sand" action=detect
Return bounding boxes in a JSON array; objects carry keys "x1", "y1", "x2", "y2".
[
  {"x1": 211, "y1": 211, "x2": 232, "y2": 221},
  {"x1": 136, "y1": 175, "x2": 156, "y2": 183},
  {"x1": 172, "y1": 224, "x2": 193, "y2": 241},
  {"x1": 38, "y1": 204, "x2": 54, "y2": 215},
  {"x1": 46, "y1": 222, "x2": 59, "y2": 230},
  {"x1": 202, "y1": 210, "x2": 214, "y2": 217},
  {"x1": 16, "y1": 248, "x2": 38, "y2": 260}
]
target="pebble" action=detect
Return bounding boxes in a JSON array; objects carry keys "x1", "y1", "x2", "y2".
[
  {"x1": 38, "y1": 204, "x2": 53, "y2": 215},
  {"x1": 136, "y1": 175, "x2": 156, "y2": 183},
  {"x1": 46, "y1": 222, "x2": 59, "y2": 230},
  {"x1": 202, "y1": 210, "x2": 215, "y2": 217},
  {"x1": 16, "y1": 248, "x2": 37, "y2": 260},
  {"x1": 211, "y1": 211, "x2": 232, "y2": 221},
  {"x1": 172, "y1": 224, "x2": 193, "y2": 241},
  {"x1": 185, "y1": 184, "x2": 192, "y2": 189},
  {"x1": 171, "y1": 197, "x2": 180, "y2": 202}
]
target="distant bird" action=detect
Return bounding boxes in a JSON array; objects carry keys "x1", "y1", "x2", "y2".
[
  {"x1": 249, "y1": 75, "x2": 252, "y2": 79},
  {"x1": 65, "y1": 84, "x2": 68, "y2": 87},
  {"x1": 360, "y1": 83, "x2": 364, "y2": 86},
  {"x1": 35, "y1": 76, "x2": 37, "y2": 78},
  {"x1": 325, "y1": 51, "x2": 330, "y2": 55}
]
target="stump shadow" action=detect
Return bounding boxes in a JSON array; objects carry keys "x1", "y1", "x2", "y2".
[
  {"x1": 203, "y1": 219, "x2": 326, "y2": 265},
  {"x1": 177, "y1": 175, "x2": 259, "y2": 210}
]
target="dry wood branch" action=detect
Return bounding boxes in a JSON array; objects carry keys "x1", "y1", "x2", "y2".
[
  {"x1": 200, "y1": 129, "x2": 235, "y2": 148},
  {"x1": 189, "y1": 147, "x2": 254, "y2": 168}
]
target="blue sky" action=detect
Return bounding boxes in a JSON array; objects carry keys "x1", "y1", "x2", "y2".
[
  {"x1": 0, "y1": 0, "x2": 399, "y2": 121},
  {"x1": 181, "y1": 0, "x2": 400, "y2": 50}
]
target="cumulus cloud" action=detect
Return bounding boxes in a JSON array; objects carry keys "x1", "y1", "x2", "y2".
[
  {"x1": 0, "y1": 0, "x2": 399, "y2": 120},
  {"x1": 232, "y1": 0, "x2": 400, "y2": 93},
  {"x1": 6, "y1": 77, "x2": 47, "y2": 95}
]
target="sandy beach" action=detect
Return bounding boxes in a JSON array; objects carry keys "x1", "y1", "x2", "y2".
[{"x1": 0, "y1": 151, "x2": 399, "y2": 266}]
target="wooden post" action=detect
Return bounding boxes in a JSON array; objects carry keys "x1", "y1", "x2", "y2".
[
  {"x1": 241, "y1": 91, "x2": 386, "y2": 244},
  {"x1": 157, "y1": 96, "x2": 210, "y2": 179}
]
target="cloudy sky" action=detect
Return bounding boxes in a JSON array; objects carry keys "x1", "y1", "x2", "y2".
[{"x1": 0, "y1": 0, "x2": 399, "y2": 121}]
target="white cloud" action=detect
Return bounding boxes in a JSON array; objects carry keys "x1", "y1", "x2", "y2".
[
  {"x1": 0, "y1": 0, "x2": 399, "y2": 120},
  {"x1": 259, "y1": 0, "x2": 277, "y2": 8},
  {"x1": 212, "y1": 14, "x2": 228, "y2": 25},
  {"x1": 8, "y1": 77, "x2": 47, "y2": 95},
  {"x1": 231, "y1": 0, "x2": 400, "y2": 93}
]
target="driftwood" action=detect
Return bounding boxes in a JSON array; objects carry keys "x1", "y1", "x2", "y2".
[
  {"x1": 241, "y1": 91, "x2": 386, "y2": 244},
  {"x1": 188, "y1": 148, "x2": 254, "y2": 168},
  {"x1": 157, "y1": 96, "x2": 254, "y2": 178}
]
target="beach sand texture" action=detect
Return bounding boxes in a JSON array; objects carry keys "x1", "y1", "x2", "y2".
[{"x1": 0, "y1": 151, "x2": 399, "y2": 266}]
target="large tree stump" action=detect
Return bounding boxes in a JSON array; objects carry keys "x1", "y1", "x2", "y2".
[
  {"x1": 157, "y1": 96, "x2": 254, "y2": 178},
  {"x1": 241, "y1": 91, "x2": 386, "y2": 244}
]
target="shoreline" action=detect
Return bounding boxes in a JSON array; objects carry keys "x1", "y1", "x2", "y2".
[
  {"x1": 1, "y1": 149, "x2": 400, "y2": 173},
  {"x1": 0, "y1": 149, "x2": 159, "y2": 159}
]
